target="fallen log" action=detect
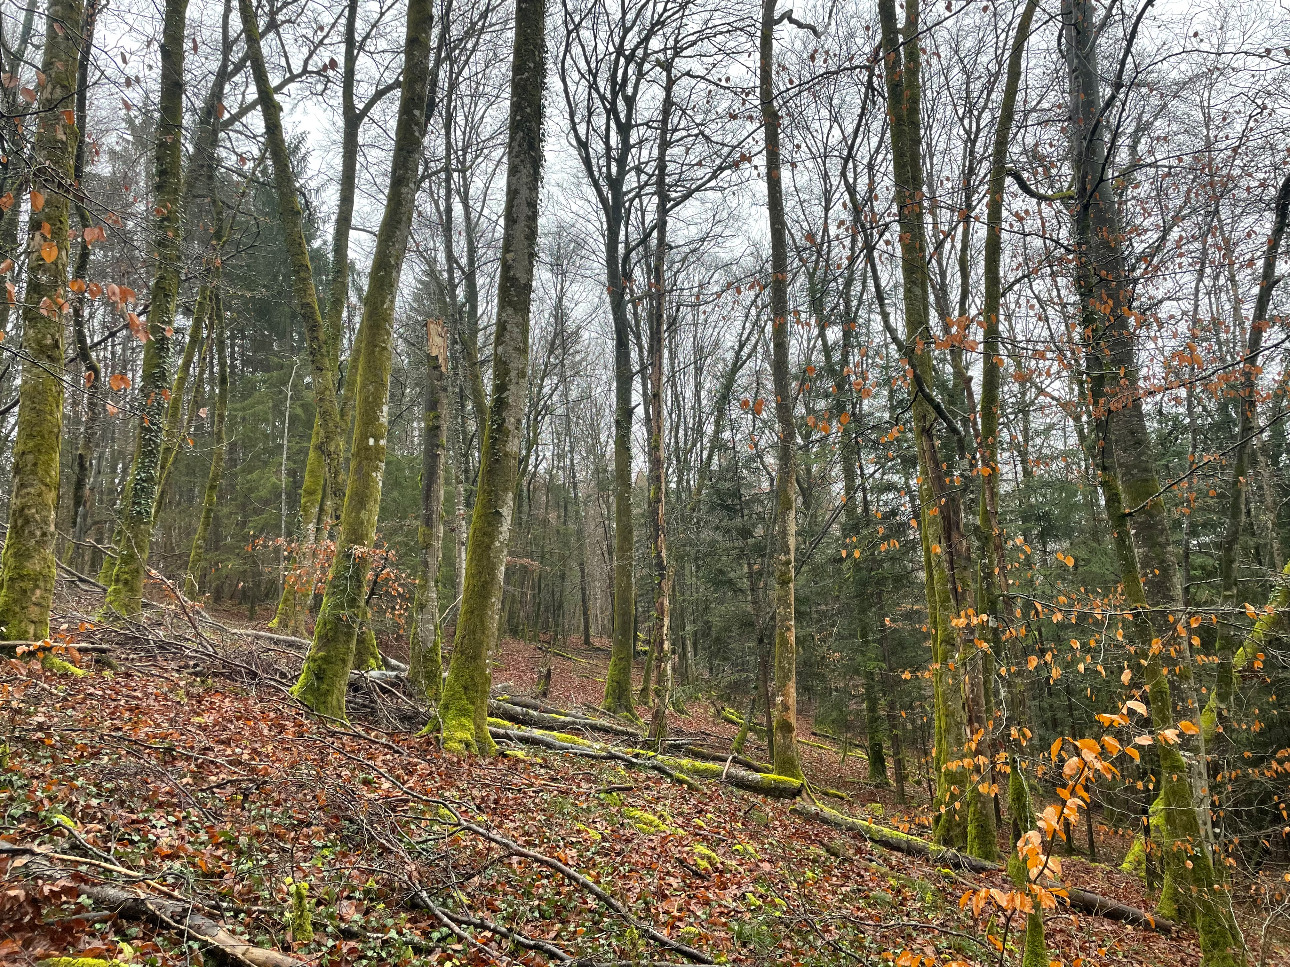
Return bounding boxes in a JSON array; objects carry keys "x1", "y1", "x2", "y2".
[
  {"x1": 792, "y1": 803, "x2": 1177, "y2": 933},
  {"x1": 490, "y1": 725, "x2": 701, "y2": 790},
  {"x1": 491, "y1": 696, "x2": 772, "y2": 774},
  {"x1": 491, "y1": 721, "x2": 803, "y2": 799},
  {"x1": 491, "y1": 698, "x2": 643, "y2": 739},
  {"x1": 11, "y1": 852, "x2": 301, "y2": 967}
]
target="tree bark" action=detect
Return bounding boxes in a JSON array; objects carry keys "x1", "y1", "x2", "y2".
[
  {"x1": 410, "y1": 319, "x2": 449, "y2": 701},
  {"x1": 646, "y1": 62, "x2": 675, "y2": 748}
]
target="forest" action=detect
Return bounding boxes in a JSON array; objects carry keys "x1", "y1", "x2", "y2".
[{"x1": 1, "y1": 0, "x2": 1288, "y2": 963}]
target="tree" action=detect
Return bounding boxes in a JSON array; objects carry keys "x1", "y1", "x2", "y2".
[
  {"x1": 289, "y1": 0, "x2": 440, "y2": 718},
  {"x1": 437, "y1": 0, "x2": 548, "y2": 754},
  {"x1": 759, "y1": 0, "x2": 804, "y2": 782},
  {"x1": 0, "y1": 0, "x2": 87, "y2": 641},
  {"x1": 410, "y1": 317, "x2": 448, "y2": 702}
]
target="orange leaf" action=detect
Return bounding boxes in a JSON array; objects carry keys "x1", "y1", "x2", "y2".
[
  {"x1": 40, "y1": 241, "x2": 58, "y2": 263},
  {"x1": 30, "y1": 189, "x2": 45, "y2": 213}
]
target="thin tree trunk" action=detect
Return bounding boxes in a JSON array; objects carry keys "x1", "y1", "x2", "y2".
[
  {"x1": 435, "y1": 0, "x2": 547, "y2": 753},
  {"x1": 102, "y1": 0, "x2": 188, "y2": 617},
  {"x1": 1210, "y1": 173, "x2": 1290, "y2": 737},
  {"x1": 760, "y1": 0, "x2": 803, "y2": 781},
  {"x1": 647, "y1": 63, "x2": 674, "y2": 747},
  {"x1": 237, "y1": 0, "x2": 346, "y2": 559},
  {"x1": 185, "y1": 285, "x2": 229, "y2": 596},
  {"x1": 410, "y1": 320, "x2": 449, "y2": 702},
  {"x1": 268, "y1": 0, "x2": 364, "y2": 633},
  {"x1": 66, "y1": 0, "x2": 103, "y2": 572}
]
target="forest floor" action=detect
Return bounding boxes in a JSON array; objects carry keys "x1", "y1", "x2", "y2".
[{"x1": 2, "y1": 585, "x2": 1287, "y2": 967}]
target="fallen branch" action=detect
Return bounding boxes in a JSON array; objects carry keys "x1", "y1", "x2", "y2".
[{"x1": 792, "y1": 803, "x2": 1177, "y2": 933}]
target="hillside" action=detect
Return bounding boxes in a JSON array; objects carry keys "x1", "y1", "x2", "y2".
[{"x1": 4, "y1": 598, "x2": 1284, "y2": 967}]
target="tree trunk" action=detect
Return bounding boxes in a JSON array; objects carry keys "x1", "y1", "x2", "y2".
[
  {"x1": 604, "y1": 216, "x2": 637, "y2": 716},
  {"x1": 410, "y1": 320, "x2": 449, "y2": 702},
  {"x1": 237, "y1": 0, "x2": 346, "y2": 562},
  {"x1": 760, "y1": 0, "x2": 803, "y2": 782},
  {"x1": 1064, "y1": 0, "x2": 1239, "y2": 958},
  {"x1": 102, "y1": 0, "x2": 188, "y2": 617},
  {"x1": 185, "y1": 285, "x2": 229, "y2": 596},
  {"x1": 1211, "y1": 174, "x2": 1290, "y2": 739},
  {"x1": 65, "y1": 0, "x2": 103, "y2": 573},
  {"x1": 646, "y1": 63, "x2": 674, "y2": 748},
  {"x1": 290, "y1": 0, "x2": 438, "y2": 718},
  {"x1": 0, "y1": 0, "x2": 86, "y2": 641},
  {"x1": 267, "y1": 0, "x2": 365, "y2": 634},
  {"x1": 436, "y1": 0, "x2": 547, "y2": 753}
]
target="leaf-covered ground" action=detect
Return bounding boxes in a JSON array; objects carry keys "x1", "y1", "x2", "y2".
[{"x1": 2, "y1": 614, "x2": 1286, "y2": 967}]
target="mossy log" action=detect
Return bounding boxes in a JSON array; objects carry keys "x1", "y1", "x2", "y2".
[
  {"x1": 793, "y1": 803, "x2": 1177, "y2": 933},
  {"x1": 491, "y1": 697, "x2": 771, "y2": 773},
  {"x1": 490, "y1": 721, "x2": 803, "y2": 799}
]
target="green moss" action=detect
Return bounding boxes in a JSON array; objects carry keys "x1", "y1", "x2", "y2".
[
  {"x1": 41, "y1": 654, "x2": 86, "y2": 677},
  {"x1": 286, "y1": 880, "x2": 314, "y2": 943},
  {"x1": 692, "y1": 844, "x2": 722, "y2": 872},
  {"x1": 622, "y1": 807, "x2": 677, "y2": 835},
  {"x1": 354, "y1": 625, "x2": 381, "y2": 671}
]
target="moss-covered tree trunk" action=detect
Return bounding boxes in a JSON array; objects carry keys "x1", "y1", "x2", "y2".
[
  {"x1": 0, "y1": 0, "x2": 86, "y2": 641},
  {"x1": 1064, "y1": 0, "x2": 1239, "y2": 959},
  {"x1": 103, "y1": 0, "x2": 189, "y2": 617},
  {"x1": 603, "y1": 214, "x2": 637, "y2": 716},
  {"x1": 437, "y1": 0, "x2": 547, "y2": 754},
  {"x1": 876, "y1": 0, "x2": 988, "y2": 852},
  {"x1": 979, "y1": 3, "x2": 1045, "y2": 960},
  {"x1": 410, "y1": 318, "x2": 448, "y2": 702},
  {"x1": 759, "y1": 0, "x2": 804, "y2": 782},
  {"x1": 290, "y1": 0, "x2": 438, "y2": 719},
  {"x1": 185, "y1": 285, "x2": 228, "y2": 596},
  {"x1": 237, "y1": 0, "x2": 346, "y2": 559}
]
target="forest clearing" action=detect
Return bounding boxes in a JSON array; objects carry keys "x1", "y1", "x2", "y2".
[{"x1": 2, "y1": 0, "x2": 1290, "y2": 963}]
